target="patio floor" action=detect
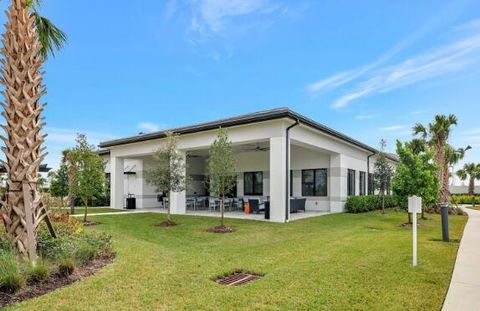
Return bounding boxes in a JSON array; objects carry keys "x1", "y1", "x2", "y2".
[{"x1": 79, "y1": 207, "x2": 332, "y2": 221}]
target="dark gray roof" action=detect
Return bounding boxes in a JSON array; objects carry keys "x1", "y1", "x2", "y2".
[{"x1": 99, "y1": 107, "x2": 398, "y2": 162}]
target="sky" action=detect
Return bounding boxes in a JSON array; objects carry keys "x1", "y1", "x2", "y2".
[{"x1": 0, "y1": 0, "x2": 479, "y2": 185}]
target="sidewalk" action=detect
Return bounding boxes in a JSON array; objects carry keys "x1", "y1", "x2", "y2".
[{"x1": 442, "y1": 207, "x2": 480, "y2": 311}]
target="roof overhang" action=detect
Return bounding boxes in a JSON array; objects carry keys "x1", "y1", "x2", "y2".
[{"x1": 98, "y1": 108, "x2": 398, "y2": 162}]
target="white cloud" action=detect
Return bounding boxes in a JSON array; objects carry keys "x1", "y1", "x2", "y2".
[
  {"x1": 378, "y1": 125, "x2": 408, "y2": 131},
  {"x1": 332, "y1": 31, "x2": 480, "y2": 108},
  {"x1": 193, "y1": 0, "x2": 275, "y2": 34},
  {"x1": 355, "y1": 114, "x2": 377, "y2": 120},
  {"x1": 138, "y1": 122, "x2": 162, "y2": 133}
]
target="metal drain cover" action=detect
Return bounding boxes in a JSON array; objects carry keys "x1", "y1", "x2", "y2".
[{"x1": 216, "y1": 272, "x2": 261, "y2": 286}]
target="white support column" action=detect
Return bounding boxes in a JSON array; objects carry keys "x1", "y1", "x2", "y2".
[
  {"x1": 170, "y1": 151, "x2": 186, "y2": 215},
  {"x1": 269, "y1": 136, "x2": 287, "y2": 222},
  {"x1": 330, "y1": 154, "x2": 347, "y2": 213},
  {"x1": 136, "y1": 159, "x2": 145, "y2": 208},
  {"x1": 110, "y1": 156, "x2": 124, "y2": 209}
]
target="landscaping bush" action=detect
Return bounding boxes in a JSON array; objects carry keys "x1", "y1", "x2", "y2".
[
  {"x1": 26, "y1": 261, "x2": 49, "y2": 282},
  {"x1": 345, "y1": 195, "x2": 399, "y2": 213},
  {"x1": 451, "y1": 194, "x2": 480, "y2": 205},
  {"x1": 58, "y1": 257, "x2": 76, "y2": 276},
  {"x1": 0, "y1": 251, "x2": 25, "y2": 293}
]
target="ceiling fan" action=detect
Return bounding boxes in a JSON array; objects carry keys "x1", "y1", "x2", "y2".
[{"x1": 240, "y1": 143, "x2": 269, "y2": 152}]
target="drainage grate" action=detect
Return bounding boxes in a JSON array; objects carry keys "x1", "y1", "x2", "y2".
[{"x1": 216, "y1": 272, "x2": 262, "y2": 286}]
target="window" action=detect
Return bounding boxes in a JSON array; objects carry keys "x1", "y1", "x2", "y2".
[
  {"x1": 368, "y1": 173, "x2": 374, "y2": 195},
  {"x1": 359, "y1": 171, "x2": 366, "y2": 195},
  {"x1": 347, "y1": 169, "x2": 356, "y2": 196},
  {"x1": 302, "y1": 169, "x2": 327, "y2": 196},
  {"x1": 244, "y1": 172, "x2": 263, "y2": 195}
]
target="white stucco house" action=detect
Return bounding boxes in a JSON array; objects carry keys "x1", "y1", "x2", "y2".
[{"x1": 98, "y1": 108, "x2": 398, "y2": 223}]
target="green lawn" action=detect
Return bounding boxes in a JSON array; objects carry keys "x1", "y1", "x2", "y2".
[{"x1": 11, "y1": 210, "x2": 466, "y2": 310}]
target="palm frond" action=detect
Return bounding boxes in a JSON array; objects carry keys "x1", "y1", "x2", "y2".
[{"x1": 33, "y1": 13, "x2": 67, "y2": 58}]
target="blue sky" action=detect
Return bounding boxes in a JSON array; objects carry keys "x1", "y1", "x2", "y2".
[{"x1": 1, "y1": 0, "x2": 479, "y2": 184}]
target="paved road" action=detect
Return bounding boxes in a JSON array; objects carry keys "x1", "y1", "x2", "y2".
[{"x1": 442, "y1": 207, "x2": 480, "y2": 311}]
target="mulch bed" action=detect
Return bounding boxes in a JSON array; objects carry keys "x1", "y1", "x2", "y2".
[
  {"x1": 0, "y1": 252, "x2": 115, "y2": 308},
  {"x1": 154, "y1": 220, "x2": 178, "y2": 227},
  {"x1": 83, "y1": 221, "x2": 102, "y2": 226},
  {"x1": 206, "y1": 226, "x2": 235, "y2": 234}
]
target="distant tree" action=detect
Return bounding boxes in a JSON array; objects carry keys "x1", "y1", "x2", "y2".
[
  {"x1": 68, "y1": 134, "x2": 106, "y2": 222},
  {"x1": 146, "y1": 132, "x2": 187, "y2": 226},
  {"x1": 206, "y1": 129, "x2": 237, "y2": 230},
  {"x1": 457, "y1": 163, "x2": 480, "y2": 207},
  {"x1": 49, "y1": 162, "x2": 69, "y2": 207},
  {"x1": 392, "y1": 140, "x2": 439, "y2": 223},
  {"x1": 374, "y1": 139, "x2": 394, "y2": 213}
]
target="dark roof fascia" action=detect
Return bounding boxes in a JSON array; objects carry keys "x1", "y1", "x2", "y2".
[{"x1": 99, "y1": 108, "x2": 398, "y2": 162}]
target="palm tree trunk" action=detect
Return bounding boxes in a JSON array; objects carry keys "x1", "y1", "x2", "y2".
[
  {"x1": 469, "y1": 177, "x2": 476, "y2": 207},
  {"x1": 0, "y1": 0, "x2": 46, "y2": 261}
]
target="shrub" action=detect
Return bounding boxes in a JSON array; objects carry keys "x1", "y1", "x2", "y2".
[
  {"x1": 0, "y1": 251, "x2": 25, "y2": 293},
  {"x1": 58, "y1": 257, "x2": 76, "y2": 276},
  {"x1": 451, "y1": 194, "x2": 480, "y2": 205},
  {"x1": 26, "y1": 261, "x2": 49, "y2": 282},
  {"x1": 345, "y1": 195, "x2": 399, "y2": 213},
  {"x1": 74, "y1": 232, "x2": 112, "y2": 265}
]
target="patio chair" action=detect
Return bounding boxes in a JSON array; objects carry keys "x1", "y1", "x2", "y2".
[
  {"x1": 248, "y1": 199, "x2": 264, "y2": 214},
  {"x1": 209, "y1": 198, "x2": 220, "y2": 212},
  {"x1": 233, "y1": 198, "x2": 243, "y2": 211}
]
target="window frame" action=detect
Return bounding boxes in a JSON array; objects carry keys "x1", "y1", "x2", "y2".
[
  {"x1": 359, "y1": 171, "x2": 366, "y2": 196},
  {"x1": 347, "y1": 169, "x2": 356, "y2": 196},
  {"x1": 243, "y1": 171, "x2": 263, "y2": 196},
  {"x1": 301, "y1": 168, "x2": 328, "y2": 197}
]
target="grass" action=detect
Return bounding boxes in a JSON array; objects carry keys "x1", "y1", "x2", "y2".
[{"x1": 10, "y1": 210, "x2": 466, "y2": 310}]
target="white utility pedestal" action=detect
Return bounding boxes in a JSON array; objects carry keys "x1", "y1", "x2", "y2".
[{"x1": 408, "y1": 196, "x2": 422, "y2": 267}]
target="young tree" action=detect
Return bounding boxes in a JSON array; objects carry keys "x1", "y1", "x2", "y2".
[
  {"x1": 68, "y1": 134, "x2": 106, "y2": 223},
  {"x1": 373, "y1": 140, "x2": 394, "y2": 213},
  {"x1": 1, "y1": 0, "x2": 66, "y2": 260},
  {"x1": 392, "y1": 141, "x2": 439, "y2": 223},
  {"x1": 146, "y1": 132, "x2": 187, "y2": 226},
  {"x1": 457, "y1": 163, "x2": 480, "y2": 207},
  {"x1": 49, "y1": 162, "x2": 69, "y2": 207},
  {"x1": 206, "y1": 129, "x2": 237, "y2": 229}
]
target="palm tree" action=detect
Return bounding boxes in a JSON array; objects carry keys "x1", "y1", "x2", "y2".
[
  {"x1": 457, "y1": 163, "x2": 480, "y2": 206},
  {"x1": 0, "y1": 0, "x2": 66, "y2": 260},
  {"x1": 413, "y1": 114, "x2": 459, "y2": 242},
  {"x1": 413, "y1": 115, "x2": 458, "y2": 204}
]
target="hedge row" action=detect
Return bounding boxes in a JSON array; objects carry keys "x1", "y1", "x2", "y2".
[
  {"x1": 345, "y1": 195, "x2": 399, "y2": 213},
  {"x1": 451, "y1": 195, "x2": 480, "y2": 205}
]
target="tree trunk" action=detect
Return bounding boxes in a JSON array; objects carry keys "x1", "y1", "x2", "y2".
[
  {"x1": 60, "y1": 197, "x2": 64, "y2": 209},
  {"x1": 83, "y1": 199, "x2": 88, "y2": 223},
  {"x1": 167, "y1": 191, "x2": 171, "y2": 222},
  {"x1": 407, "y1": 212, "x2": 412, "y2": 224},
  {"x1": 381, "y1": 191, "x2": 385, "y2": 214},
  {"x1": 221, "y1": 197, "x2": 224, "y2": 227},
  {"x1": 0, "y1": 0, "x2": 46, "y2": 261},
  {"x1": 469, "y1": 177, "x2": 475, "y2": 207}
]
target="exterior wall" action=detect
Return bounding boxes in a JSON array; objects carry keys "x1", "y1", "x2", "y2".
[{"x1": 105, "y1": 117, "x2": 397, "y2": 220}]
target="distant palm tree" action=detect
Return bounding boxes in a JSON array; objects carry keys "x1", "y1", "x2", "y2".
[
  {"x1": 457, "y1": 163, "x2": 480, "y2": 206},
  {"x1": 0, "y1": 0, "x2": 66, "y2": 260},
  {"x1": 413, "y1": 115, "x2": 458, "y2": 205}
]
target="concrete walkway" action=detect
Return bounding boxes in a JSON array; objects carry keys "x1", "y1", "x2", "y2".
[{"x1": 442, "y1": 207, "x2": 480, "y2": 311}]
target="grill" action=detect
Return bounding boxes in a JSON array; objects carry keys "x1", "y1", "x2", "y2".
[{"x1": 216, "y1": 272, "x2": 261, "y2": 286}]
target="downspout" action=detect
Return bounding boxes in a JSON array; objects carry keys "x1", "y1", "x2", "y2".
[
  {"x1": 367, "y1": 152, "x2": 376, "y2": 194},
  {"x1": 285, "y1": 119, "x2": 300, "y2": 222}
]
